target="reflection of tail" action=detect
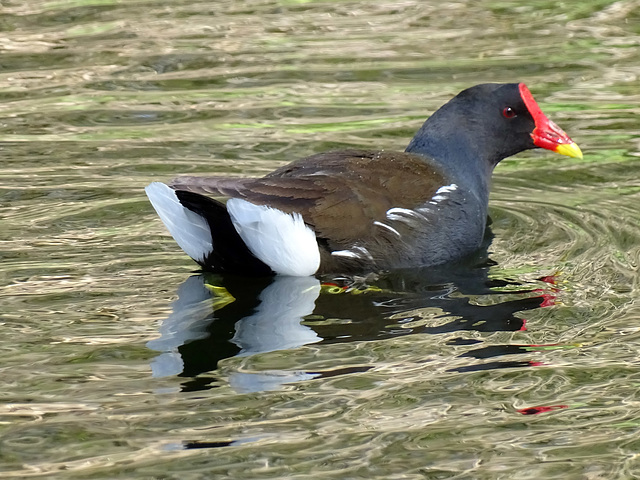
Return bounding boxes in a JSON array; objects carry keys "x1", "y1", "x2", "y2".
[
  {"x1": 145, "y1": 182, "x2": 321, "y2": 276},
  {"x1": 147, "y1": 274, "x2": 323, "y2": 390},
  {"x1": 145, "y1": 182, "x2": 272, "y2": 275}
]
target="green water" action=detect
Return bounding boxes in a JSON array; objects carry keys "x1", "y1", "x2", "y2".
[{"x1": 1, "y1": 0, "x2": 640, "y2": 478}]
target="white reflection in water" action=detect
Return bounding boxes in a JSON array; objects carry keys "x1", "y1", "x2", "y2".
[
  {"x1": 231, "y1": 276, "x2": 321, "y2": 356},
  {"x1": 147, "y1": 275, "x2": 322, "y2": 391}
]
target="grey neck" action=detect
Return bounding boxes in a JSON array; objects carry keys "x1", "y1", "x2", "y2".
[{"x1": 405, "y1": 124, "x2": 494, "y2": 207}]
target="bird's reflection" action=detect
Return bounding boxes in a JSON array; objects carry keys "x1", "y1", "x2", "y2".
[
  {"x1": 148, "y1": 238, "x2": 562, "y2": 393},
  {"x1": 231, "y1": 276, "x2": 322, "y2": 356}
]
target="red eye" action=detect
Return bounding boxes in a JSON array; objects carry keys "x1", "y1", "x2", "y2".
[{"x1": 503, "y1": 107, "x2": 516, "y2": 118}]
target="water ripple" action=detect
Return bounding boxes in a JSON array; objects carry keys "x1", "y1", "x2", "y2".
[{"x1": 1, "y1": 0, "x2": 640, "y2": 478}]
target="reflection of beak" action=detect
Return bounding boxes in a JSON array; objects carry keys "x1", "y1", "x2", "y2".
[
  {"x1": 532, "y1": 119, "x2": 583, "y2": 159},
  {"x1": 518, "y1": 83, "x2": 583, "y2": 159}
]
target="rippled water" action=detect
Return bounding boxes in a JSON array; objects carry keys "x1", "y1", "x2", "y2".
[{"x1": 2, "y1": 0, "x2": 640, "y2": 478}]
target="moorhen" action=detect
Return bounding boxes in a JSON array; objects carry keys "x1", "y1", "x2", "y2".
[{"x1": 146, "y1": 83, "x2": 582, "y2": 276}]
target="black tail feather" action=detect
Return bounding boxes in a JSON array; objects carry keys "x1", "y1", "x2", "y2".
[{"x1": 175, "y1": 191, "x2": 274, "y2": 276}]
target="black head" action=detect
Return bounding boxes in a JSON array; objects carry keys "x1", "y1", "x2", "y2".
[
  {"x1": 406, "y1": 83, "x2": 581, "y2": 170},
  {"x1": 448, "y1": 83, "x2": 537, "y2": 163}
]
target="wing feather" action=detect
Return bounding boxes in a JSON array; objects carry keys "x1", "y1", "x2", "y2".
[{"x1": 169, "y1": 150, "x2": 447, "y2": 247}]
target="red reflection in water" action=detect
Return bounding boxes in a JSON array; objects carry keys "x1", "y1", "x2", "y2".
[{"x1": 517, "y1": 404, "x2": 568, "y2": 415}]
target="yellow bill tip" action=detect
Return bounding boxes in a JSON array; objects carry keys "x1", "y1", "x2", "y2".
[{"x1": 555, "y1": 142, "x2": 583, "y2": 160}]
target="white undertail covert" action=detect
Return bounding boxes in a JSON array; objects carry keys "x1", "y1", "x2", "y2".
[{"x1": 227, "y1": 198, "x2": 320, "y2": 277}]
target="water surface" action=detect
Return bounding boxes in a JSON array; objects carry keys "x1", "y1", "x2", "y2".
[{"x1": 2, "y1": 0, "x2": 640, "y2": 478}]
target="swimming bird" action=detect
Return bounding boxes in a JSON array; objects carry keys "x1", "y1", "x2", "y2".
[{"x1": 146, "y1": 83, "x2": 582, "y2": 276}]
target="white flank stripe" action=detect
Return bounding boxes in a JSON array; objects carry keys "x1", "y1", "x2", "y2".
[
  {"x1": 145, "y1": 182, "x2": 213, "y2": 263},
  {"x1": 332, "y1": 246, "x2": 373, "y2": 261},
  {"x1": 386, "y1": 207, "x2": 427, "y2": 223},
  {"x1": 434, "y1": 183, "x2": 458, "y2": 195},
  {"x1": 226, "y1": 199, "x2": 320, "y2": 277},
  {"x1": 430, "y1": 184, "x2": 458, "y2": 203},
  {"x1": 331, "y1": 250, "x2": 361, "y2": 259},
  {"x1": 373, "y1": 221, "x2": 401, "y2": 237},
  {"x1": 353, "y1": 246, "x2": 374, "y2": 261}
]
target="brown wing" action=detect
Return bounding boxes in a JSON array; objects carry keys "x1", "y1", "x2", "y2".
[{"x1": 170, "y1": 150, "x2": 447, "y2": 246}]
